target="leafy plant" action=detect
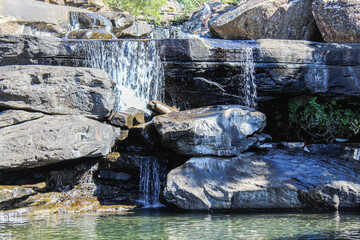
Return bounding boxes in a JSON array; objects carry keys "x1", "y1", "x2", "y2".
[
  {"x1": 103, "y1": 0, "x2": 167, "y2": 24},
  {"x1": 221, "y1": 0, "x2": 241, "y2": 5},
  {"x1": 288, "y1": 97, "x2": 360, "y2": 142}
]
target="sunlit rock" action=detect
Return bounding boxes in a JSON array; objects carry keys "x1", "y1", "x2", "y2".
[
  {"x1": 0, "y1": 65, "x2": 115, "y2": 118},
  {"x1": 209, "y1": 0, "x2": 316, "y2": 40},
  {"x1": 117, "y1": 22, "x2": 153, "y2": 39},
  {"x1": 66, "y1": 29, "x2": 116, "y2": 39},
  {"x1": 163, "y1": 149, "x2": 360, "y2": 211},
  {"x1": 312, "y1": 0, "x2": 360, "y2": 43},
  {"x1": 153, "y1": 105, "x2": 266, "y2": 156},
  {"x1": 0, "y1": 110, "x2": 44, "y2": 128},
  {"x1": 0, "y1": 115, "x2": 120, "y2": 170}
]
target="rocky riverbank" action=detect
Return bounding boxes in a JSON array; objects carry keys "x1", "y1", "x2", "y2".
[{"x1": 0, "y1": 0, "x2": 359, "y2": 215}]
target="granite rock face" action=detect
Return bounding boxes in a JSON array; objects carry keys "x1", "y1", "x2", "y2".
[
  {"x1": 0, "y1": 110, "x2": 44, "y2": 128},
  {"x1": 163, "y1": 149, "x2": 360, "y2": 211},
  {"x1": 0, "y1": 65, "x2": 115, "y2": 118},
  {"x1": 0, "y1": 115, "x2": 120, "y2": 170},
  {"x1": 153, "y1": 105, "x2": 266, "y2": 156},
  {"x1": 312, "y1": 0, "x2": 360, "y2": 43},
  {"x1": 209, "y1": 0, "x2": 316, "y2": 40}
]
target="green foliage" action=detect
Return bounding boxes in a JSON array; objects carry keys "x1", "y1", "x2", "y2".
[
  {"x1": 288, "y1": 97, "x2": 360, "y2": 142},
  {"x1": 172, "y1": 16, "x2": 190, "y2": 25},
  {"x1": 177, "y1": 0, "x2": 209, "y2": 13},
  {"x1": 221, "y1": 0, "x2": 240, "y2": 6},
  {"x1": 103, "y1": 0, "x2": 167, "y2": 24}
]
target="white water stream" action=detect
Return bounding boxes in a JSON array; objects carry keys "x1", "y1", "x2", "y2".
[{"x1": 80, "y1": 40, "x2": 164, "y2": 112}]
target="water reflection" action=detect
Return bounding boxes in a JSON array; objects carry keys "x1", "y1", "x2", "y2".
[{"x1": 0, "y1": 210, "x2": 360, "y2": 239}]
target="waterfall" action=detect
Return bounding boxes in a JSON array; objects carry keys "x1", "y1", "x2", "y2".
[
  {"x1": 239, "y1": 45, "x2": 257, "y2": 109},
  {"x1": 139, "y1": 158, "x2": 166, "y2": 207},
  {"x1": 80, "y1": 40, "x2": 164, "y2": 112}
]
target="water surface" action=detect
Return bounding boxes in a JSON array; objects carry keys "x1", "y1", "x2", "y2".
[{"x1": 1, "y1": 210, "x2": 359, "y2": 239}]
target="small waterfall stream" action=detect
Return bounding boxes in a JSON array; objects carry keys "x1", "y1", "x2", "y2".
[
  {"x1": 239, "y1": 45, "x2": 257, "y2": 108},
  {"x1": 139, "y1": 158, "x2": 166, "y2": 207},
  {"x1": 80, "y1": 40, "x2": 164, "y2": 112}
]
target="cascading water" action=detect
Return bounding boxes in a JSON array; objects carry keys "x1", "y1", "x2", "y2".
[
  {"x1": 239, "y1": 45, "x2": 257, "y2": 109},
  {"x1": 79, "y1": 40, "x2": 164, "y2": 112},
  {"x1": 77, "y1": 39, "x2": 165, "y2": 207},
  {"x1": 139, "y1": 158, "x2": 166, "y2": 207}
]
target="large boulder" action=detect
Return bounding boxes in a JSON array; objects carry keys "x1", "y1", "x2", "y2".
[
  {"x1": 0, "y1": 0, "x2": 90, "y2": 25},
  {"x1": 0, "y1": 16, "x2": 66, "y2": 37},
  {"x1": 0, "y1": 65, "x2": 115, "y2": 118},
  {"x1": 153, "y1": 105, "x2": 266, "y2": 156},
  {"x1": 0, "y1": 115, "x2": 120, "y2": 170},
  {"x1": 312, "y1": 0, "x2": 360, "y2": 43},
  {"x1": 117, "y1": 22, "x2": 153, "y2": 39},
  {"x1": 209, "y1": 0, "x2": 317, "y2": 40},
  {"x1": 163, "y1": 149, "x2": 360, "y2": 211}
]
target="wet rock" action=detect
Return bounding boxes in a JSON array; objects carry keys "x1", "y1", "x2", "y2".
[
  {"x1": 209, "y1": 0, "x2": 316, "y2": 40},
  {"x1": 69, "y1": 12, "x2": 113, "y2": 31},
  {"x1": 0, "y1": 110, "x2": 44, "y2": 128},
  {"x1": 0, "y1": 65, "x2": 115, "y2": 118},
  {"x1": 150, "y1": 26, "x2": 189, "y2": 39},
  {"x1": 117, "y1": 22, "x2": 153, "y2": 39},
  {"x1": 66, "y1": 29, "x2": 116, "y2": 39},
  {"x1": 153, "y1": 105, "x2": 266, "y2": 156},
  {"x1": 98, "y1": 170, "x2": 132, "y2": 181},
  {"x1": 163, "y1": 149, "x2": 360, "y2": 211},
  {"x1": 98, "y1": 11, "x2": 135, "y2": 34},
  {"x1": 0, "y1": 115, "x2": 120, "y2": 170},
  {"x1": 116, "y1": 122, "x2": 162, "y2": 152},
  {"x1": 108, "y1": 108, "x2": 146, "y2": 129},
  {"x1": 0, "y1": 186, "x2": 37, "y2": 210},
  {"x1": 312, "y1": 0, "x2": 360, "y2": 43}
]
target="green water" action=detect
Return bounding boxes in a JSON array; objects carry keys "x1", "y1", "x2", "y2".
[{"x1": 1, "y1": 210, "x2": 359, "y2": 239}]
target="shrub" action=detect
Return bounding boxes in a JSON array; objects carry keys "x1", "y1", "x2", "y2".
[{"x1": 288, "y1": 97, "x2": 360, "y2": 142}]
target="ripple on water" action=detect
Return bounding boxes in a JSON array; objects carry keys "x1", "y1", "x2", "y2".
[{"x1": 0, "y1": 211, "x2": 360, "y2": 240}]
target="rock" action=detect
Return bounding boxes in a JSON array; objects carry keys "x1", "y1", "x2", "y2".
[
  {"x1": 66, "y1": 29, "x2": 116, "y2": 39},
  {"x1": 0, "y1": 110, "x2": 44, "y2": 128},
  {"x1": 209, "y1": 0, "x2": 317, "y2": 40},
  {"x1": 312, "y1": 0, "x2": 360, "y2": 43},
  {"x1": 183, "y1": 1, "x2": 235, "y2": 34},
  {"x1": 0, "y1": 16, "x2": 67, "y2": 37},
  {"x1": 153, "y1": 105, "x2": 266, "y2": 156},
  {"x1": 69, "y1": 11, "x2": 113, "y2": 31},
  {"x1": 15, "y1": 21, "x2": 66, "y2": 37},
  {"x1": 1, "y1": 162, "x2": 134, "y2": 215},
  {"x1": 0, "y1": 115, "x2": 120, "y2": 170},
  {"x1": 0, "y1": 65, "x2": 115, "y2": 118},
  {"x1": 0, "y1": 186, "x2": 36, "y2": 210},
  {"x1": 150, "y1": 26, "x2": 190, "y2": 39},
  {"x1": 108, "y1": 108, "x2": 146, "y2": 129},
  {"x1": 1, "y1": 35, "x2": 360, "y2": 109},
  {"x1": 116, "y1": 122, "x2": 163, "y2": 152},
  {"x1": 0, "y1": 0, "x2": 91, "y2": 26},
  {"x1": 147, "y1": 100, "x2": 179, "y2": 115},
  {"x1": 163, "y1": 148, "x2": 360, "y2": 211},
  {"x1": 117, "y1": 22, "x2": 153, "y2": 39},
  {"x1": 98, "y1": 170, "x2": 132, "y2": 181},
  {"x1": 97, "y1": 11, "x2": 135, "y2": 34}
]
